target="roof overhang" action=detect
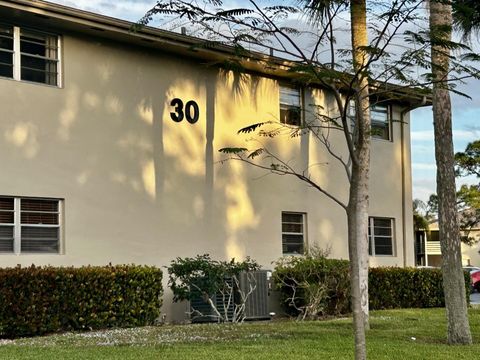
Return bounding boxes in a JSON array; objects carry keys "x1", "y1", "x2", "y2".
[{"x1": 0, "y1": 0, "x2": 431, "y2": 108}]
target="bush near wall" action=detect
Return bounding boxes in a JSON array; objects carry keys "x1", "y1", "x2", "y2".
[
  {"x1": 273, "y1": 256, "x2": 351, "y2": 318},
  {"x1": 369, "y1": 267, "x2": 471, "y2": 309},
  {"x1": 273, "y1": 257, "x2": 471, "y2": 318},
  {"x1": 0, "y1": 265, "x2": 163, "y2": 338}
]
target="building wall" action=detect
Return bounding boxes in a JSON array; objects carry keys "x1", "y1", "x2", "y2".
[{"x1": 0, "y1": 30, "x2": 414, "y2": 319}]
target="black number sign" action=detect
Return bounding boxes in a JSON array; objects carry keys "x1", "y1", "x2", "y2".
[
  {"x1": 170, "y1": 98, "x2": 184, "y2": 122},
  {"x1": 170, "y1": 98, "x2": 199, "y2": 124},
  {"x1": 185, "y1": 100, "x2": 199, "y2": 124}
]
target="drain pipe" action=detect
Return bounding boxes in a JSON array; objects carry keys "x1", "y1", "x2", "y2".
[{"x1": 400, "y1": 96, "x2": 427, "y2": 267}]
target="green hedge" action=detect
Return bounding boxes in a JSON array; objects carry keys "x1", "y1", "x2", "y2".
[
  {"x1": 0, "y1": 265, "x2": 163, "y2": 338},
  {"x1": 273, "y1": 257, "x2": 471, "y2": 317},
  {"x1": 369, "y1": 267, "x2": 470, "y2": 309}
]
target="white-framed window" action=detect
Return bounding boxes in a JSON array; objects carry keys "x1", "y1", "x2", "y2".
[
  {"x1": 281, "y1": 212, "x2": 306, "y2": 254},
  {"x1": 370, "y1": 104, "x2": 390, "y2": 140},
  {"x1": 368, "y1": 217, "x2": 394, "y2": 256},
  {"x1": 347, "y1": 101, "x2": 391, "y2": 141},
  {"x1": 0, "y1": 196, "x2": 63, "y2": 254},
  {"x1": 0, "y1": 23, "x2": 61, "y2": 86},
  {"x1": 279, "y1": 85, "x2": 302, "y2": 126}
]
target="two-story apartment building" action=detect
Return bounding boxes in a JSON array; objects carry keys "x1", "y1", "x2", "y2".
[{"x1": 0, "y1": 0, "x2": 427, "y2": 319}]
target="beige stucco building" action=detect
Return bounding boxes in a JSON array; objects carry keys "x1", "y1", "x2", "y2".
[
  {"x1": 416, "y1": 225, "x2": 480, "y2": 268},
  {"x1": 0, "y1": 0, "x2": 426, "y2": 320}
]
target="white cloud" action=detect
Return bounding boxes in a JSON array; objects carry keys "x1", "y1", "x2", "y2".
[
  {"x1": 412, "y1": 163, "x2": 436, "y2": 170},
  {"x1": 411, "y1": 129, "x2": 480, "y2": 141},
  {"x1": 51, "y1": 1, "x2": 152, "y2": 22}
]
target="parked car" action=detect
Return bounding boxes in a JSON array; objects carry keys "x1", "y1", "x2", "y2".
[
  {"x1": 463, "y1": 266, "x2": 480, "y2": 273},
  {"x1": 471, "y1": 270, "x2": 480, "y2": 292}
]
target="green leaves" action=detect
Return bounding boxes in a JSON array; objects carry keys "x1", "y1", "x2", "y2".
[
  {"x1": 0, "y1": 265, "x2": 163, "y2": 338},
  {"x1": 274, "y1": 258, "x2": 469, "y2": 317},
  {"x1": 167, "y1": 255, "x2": 260, "y2": 323}
]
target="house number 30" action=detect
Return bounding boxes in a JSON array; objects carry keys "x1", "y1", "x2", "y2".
[{"x1": 170, "y1": 98, "x2": 200, "y2": 124}]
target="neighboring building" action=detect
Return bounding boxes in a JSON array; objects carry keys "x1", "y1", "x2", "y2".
[
  {"x1": 0, "y1": 0, "x2": 426, "y2": 320},
  {"x1": 415, "y1": 224, "x2": 480, "y2": 267}
]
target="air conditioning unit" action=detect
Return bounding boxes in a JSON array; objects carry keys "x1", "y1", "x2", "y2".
[
  {"x1": 240, "y1": 270, "x2": 271, "y2": 320},
  {"x1": 190, "y1": 271, "x2": 270, "y2": 323}
]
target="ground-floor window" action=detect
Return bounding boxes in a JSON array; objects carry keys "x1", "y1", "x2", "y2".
[
  {"x1": 368, "y1": 217, "x2": 394, "y2": 256},
  {"x1": 0, "y1": 196, "x2": 62, "y2": 254},
  {"x1": 281, "y1": 212, "x2": 306, "y2": 255}
]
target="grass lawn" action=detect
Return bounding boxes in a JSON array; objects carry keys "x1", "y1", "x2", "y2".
[{"x1": 1, "y1": 308, "x2": 480, "y2": 359}]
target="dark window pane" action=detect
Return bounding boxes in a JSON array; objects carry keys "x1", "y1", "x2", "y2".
[
  {"x1": 0, "y1": 226, "x2": 13, "y2": 238},
  {"x1": 0, "y1": 212, "x2": 14, "y2": 223},
  {"x1": 282, "y1": 213, "x2": 303, "y2": 223},
  {"x1": 0, "y1": 225, "x2": 14, "y2": 252},
  {"x1": 21, "y1": 212, "x2": 58, "y2": 225},
  {"x1": 21, "y1": 226, "x2": 59, "y2": 253},
  {"x1": 375, "y1": 244, "x2": 393, "y2": 255},
  {"x1": 280, "y1": 107, "x2": 301, "y2": 126},
  {"x1": 373, "y1": 218, "x2": 391, "y2": 228},
  {"x1": 21, "y1": 239, "x2": 58, "y2": 253},
  {"x1": 372, "y1": 122, "x2": 389, "y2": 140},
  {"x1": 282, "y1": 223, "x2": 303, "y2": 233},
  {"x1": 21, "y1": 199, "x2": 58, "y2": 212},
  {"x1": 282, "y1": 234, "x2": 304, "y2": 254},
  {"x1": 374, "y1": 226, "x2": 392, "y2": 236},
  {"x1": 0, "y1": 50, "x2": 13, "y2": 63},
  {"x1": 22, "y1": 226, "x2": 58, "y2": 239},
  {"x1": 21, "y1": 40, "x2": 46, "y2": 57},
  {"x1": 0, "y1": 36, "x2": 13, "y2": 50},
  {"x1": 20, "y1": 31, "x2": 57, "y2": 58},
  {"x1": 283, "y1": 243, "x2": 304, "y2": 254},
  {"x1": 0, "y1": 198, "x2": 14, "y2": 210},
  {"x1": 283, "y1": 234, "x2": 304, "y2": 245},
  {"x1": 0, "y1": 64, "x2": 13, "y2": 78},
  {"x1": 0, "y1": 240, "x2": 13, "y2": 252}
]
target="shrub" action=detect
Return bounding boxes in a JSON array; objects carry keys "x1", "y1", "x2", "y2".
[
  {"x1": 369, "y1": 267, "x2": 471, "y2": 309},
  {"x1": 273, "y1": 257, "x2": 471, "y2": 318},
  {"x1": 167, "y1": 254, "x2": 260, "y2": 323},
  {"x1": 273, "y1": 255, "x2": 351, "y2": 319},
  {"x1": 0, "y1": 264, "x2": 163, "y2": 338}
]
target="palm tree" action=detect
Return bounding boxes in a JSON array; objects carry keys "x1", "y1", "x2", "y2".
[
  {"x1": 453, "y1": 0, "x2": 480, "y2": 40},
  {"x1": 299, "y1": 1, "x2": 370, "y2": 359},
  {"x1": 429, "y1": 0, "x2": 472, "y2": 345}
]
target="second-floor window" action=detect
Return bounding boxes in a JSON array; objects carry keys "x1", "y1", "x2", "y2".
[
  {"x1": 280, "y1": 85, "x2": 302, "y2": 126},
  {"x1": 0, "y1": 24, "x2": 60, "y2": 86},
  {"x1": 348, "y1": 101, "x2": 391, "y2": 141},
  {"x1": 370, "y1": 104, "x2": 390, "y2": 140}
]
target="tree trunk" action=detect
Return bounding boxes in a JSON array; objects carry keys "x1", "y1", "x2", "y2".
[
  {"x1": 429, "y1": 0, "x2": 472, "y2": 345},
  {"x1": 349, "y1": 1, "x2": 370, "y2": 359}
]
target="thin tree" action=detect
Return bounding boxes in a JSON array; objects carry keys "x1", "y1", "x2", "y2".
[{"x1": 429, "y1": 0, "x2": 472, "y2": 344}]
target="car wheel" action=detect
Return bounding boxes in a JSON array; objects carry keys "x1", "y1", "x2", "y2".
[{"x1": 475, "y1": 282, "x2": 480, "y2": 293}]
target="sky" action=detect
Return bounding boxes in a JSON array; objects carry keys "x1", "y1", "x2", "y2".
[{"x1": 49, "y1": 0, "x2": 480, "y2": 202}]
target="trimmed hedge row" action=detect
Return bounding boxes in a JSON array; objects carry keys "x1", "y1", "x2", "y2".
[
  {"x1": 369, "y1": 267, "x2": 470, "y2": 309},
  {"x1": 0, "y1": 265, "x2": 163, "y2": 338},
  {"x1": 273, "y1": 257, "x2": 471, "y2": 317}
]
